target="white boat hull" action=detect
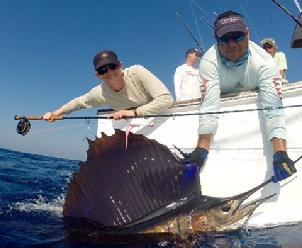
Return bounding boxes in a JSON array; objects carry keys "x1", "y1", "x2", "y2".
[{"x1": 97, "y1": 82, "x2": 302, "y2": 228}]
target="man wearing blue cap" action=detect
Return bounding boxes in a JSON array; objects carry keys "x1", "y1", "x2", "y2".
[{"x1": 187, "y1": 11, "x2": 296, "y2": 183}]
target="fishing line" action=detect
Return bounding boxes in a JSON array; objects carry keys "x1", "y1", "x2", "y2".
[
  {"x1": 191, "y1": 0, "x2": 214, "y2": 20},
  {"x1": 189, "y1": 0, "x2": 205, "y2": 51},
  {"x1": 237, "y1": 0, "x2": 261, "y2": 42},
  {"x1": 166, "y1": 0, "x2": 204, "y2": 53},
  {"x1": 293, "y1": 0, "x2": 302, "y2": 13},
  {"x1": 191, "y1": 0, "x2": 214, "y2": 29}
]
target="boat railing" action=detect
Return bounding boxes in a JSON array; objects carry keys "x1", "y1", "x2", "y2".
[{"x1": 97, "y1": 81, "x2": 302, "y2": 115}]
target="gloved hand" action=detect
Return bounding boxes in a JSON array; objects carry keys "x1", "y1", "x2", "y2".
[
  {"x1": 180, "y1": 148, "x2": 208, "y2": 184},
  {"x1": 272, "y1": 151, "x2": 297, "y2": 183},
  {"x1": 184, "y1": 147, "x2": 209, "y2": 169}
]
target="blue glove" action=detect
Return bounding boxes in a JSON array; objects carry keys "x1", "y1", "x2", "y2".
[
  {"x1": 180, "y1": 148, "x2": 208, "y2": 184},
  {"x1": 272, "y1": 151, "x2": 297, "y2": 183},
  {"x1": 185, "y1": 147, "x2": 209, "y2": 169}
]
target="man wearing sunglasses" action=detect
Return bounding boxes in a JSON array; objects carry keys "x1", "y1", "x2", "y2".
[
  {"x1": 187, "y1": 11, "x2": 296, "y2": 183},
  {"x1": 261, "y1": 38, "x2": 288, "y2": 82},
  {"x1": 43, "y1": 50, "x2": 173, "y2": 121},
  {"x1": 174, "y1": 48, "x2": 202, "y2": 101}
]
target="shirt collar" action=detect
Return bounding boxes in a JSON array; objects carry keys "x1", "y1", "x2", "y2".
[{"x1": 219, "y1": 48, "x2": 249, "y2": 68}]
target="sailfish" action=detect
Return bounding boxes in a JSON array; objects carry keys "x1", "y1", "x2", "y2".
[{"x1": 63, "y1": 129, "x2": 274, "y2": 245}]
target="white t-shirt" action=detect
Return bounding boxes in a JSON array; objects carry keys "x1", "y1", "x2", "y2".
[
  {"x1": 274, "y1": 51, "x2": 287, "y2": 71},
  {"x1": 174, "y1": 63, "x2": 201, "y2": 101}
]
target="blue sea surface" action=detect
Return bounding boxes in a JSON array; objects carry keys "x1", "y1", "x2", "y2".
[{"x1": 0, "y1": 147, "x2": 301, "y2": 248}]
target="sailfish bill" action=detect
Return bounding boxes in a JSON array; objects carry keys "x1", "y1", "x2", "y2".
[{"x1": 63, "y1": 129, "x2": 272, "y2": 244}]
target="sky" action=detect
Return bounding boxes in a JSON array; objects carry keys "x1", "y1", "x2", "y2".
[{"x1": 0, "y1": 0, "x2": 301, "y2": 160}]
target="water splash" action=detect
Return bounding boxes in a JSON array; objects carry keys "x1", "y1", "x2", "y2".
[{"x1": 13, "y1": 194, "x2": 65, "y2": 216}]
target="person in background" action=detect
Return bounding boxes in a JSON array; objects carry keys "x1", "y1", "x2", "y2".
[
  {"x1": 174, "y1": 48, "x2": 202, "y2": 101},
  {"x1": 261, "y1": 38, "x2": 288, "y2": 83},
  {"x1": 187, "y1": 11, "x2": 296, "y2": 183},
  {"x1": 43, "y1": 50, "x2": 173, "y2": 121}
]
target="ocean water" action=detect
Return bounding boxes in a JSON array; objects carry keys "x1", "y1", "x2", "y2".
[{"x1": 0, "y1": 147, "x2": 301, "y2": 248}]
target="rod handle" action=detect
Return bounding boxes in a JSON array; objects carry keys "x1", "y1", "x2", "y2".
[
  {"x1": 14, "y1": 115, "x2": 63, "y2": 120},
  {"x1": 14, "y1": 115, "x2": 43, "y2": 120}
]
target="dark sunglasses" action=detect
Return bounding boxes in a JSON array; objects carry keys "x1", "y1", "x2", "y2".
[
  {"x1": 96, "y1": 63, "x2": 119, "y2": 75},
  {"x1": 217, "y1": 32, "x2": 246, "y2": 45},
  {"x1": 263, "y1": 43, "x2": 273, "y2": 50}
]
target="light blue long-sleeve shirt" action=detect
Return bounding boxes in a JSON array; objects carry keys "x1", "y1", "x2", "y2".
[{"x1": 198, "y1": 41, "x2": 286, "y2": 140}]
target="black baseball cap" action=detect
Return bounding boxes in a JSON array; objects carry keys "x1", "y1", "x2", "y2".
[
  {"x1": 186, "y1": 48, "x2": 202, "y2": 57},
  {"x1": 93, "y1": 50, "x2": 120, "y2": 70}
]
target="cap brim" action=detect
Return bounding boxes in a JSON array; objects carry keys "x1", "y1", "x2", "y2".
[
  {"x1": 216, "y1": 23, "x2": 246, "y2": 38},
  {"x1": 95, "y1": 58, "x2": 120, "y2": 70}
]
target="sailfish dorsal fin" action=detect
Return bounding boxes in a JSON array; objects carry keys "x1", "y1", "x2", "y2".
[{"x1": 63, "y1": 129, "x2": 201, "y2": 230}]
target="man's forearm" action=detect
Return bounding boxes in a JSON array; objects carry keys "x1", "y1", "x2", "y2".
[
  {"x1": 272, "y1": 137, "x2": 287, "y2": 152},
  {"x1": 52, "y1": 108, "x2": 65, "y2": 116},
  {"x1": 197, "y1": 134, "x2": 212, "y2": 150},
  {"x1": 280, "y1": 70, "x2": 286, "y2": 79}
]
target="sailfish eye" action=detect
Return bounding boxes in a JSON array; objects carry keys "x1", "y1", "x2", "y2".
[{"x1": 221, "y1": 204, "x2": 231, "y2": 212}]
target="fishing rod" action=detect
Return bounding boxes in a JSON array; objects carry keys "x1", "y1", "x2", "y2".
[
  {"x1": 14, "y1": 103, "x2": 302, "y2": 135},
  {"x1": 271, "y1": 0, "x2": 302, "y2": 27},
  {"x1": 14, "y1": 115, "x2": 113, "y2": 136},
  {"x1": 166, "y1": 0, "x2": 204, "y2": 54}
]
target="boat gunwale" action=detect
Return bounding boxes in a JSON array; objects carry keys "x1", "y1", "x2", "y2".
[{"x1": 96, "y1": 81, "x2": 302, "y2": 115}]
